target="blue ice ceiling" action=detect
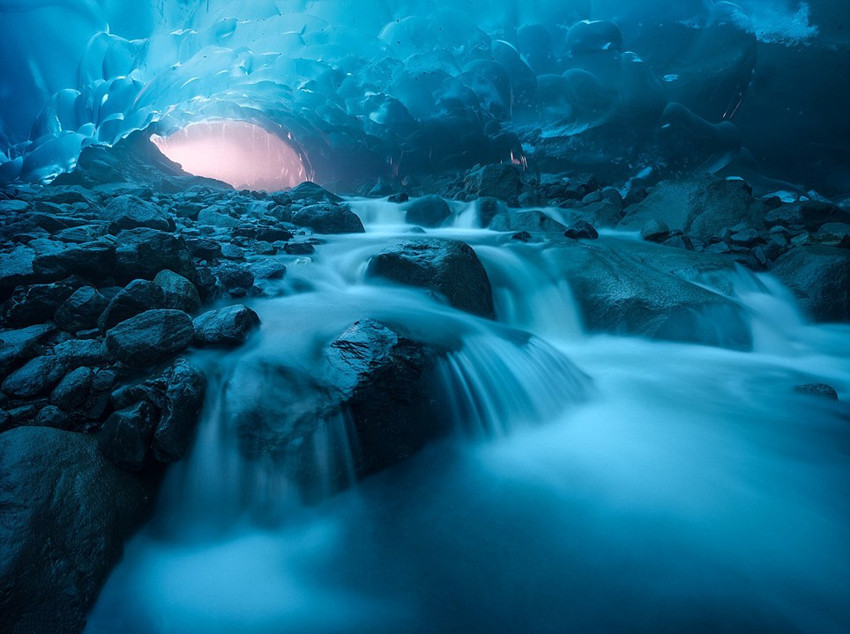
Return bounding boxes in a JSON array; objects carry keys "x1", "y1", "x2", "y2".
[{"x1": 0, "y1": 0, "x2": 847, "y2": 193}]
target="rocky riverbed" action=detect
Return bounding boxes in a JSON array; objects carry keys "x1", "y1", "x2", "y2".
[{"x1": 1, "y1": 153, "x2": 849, "y2": 632}]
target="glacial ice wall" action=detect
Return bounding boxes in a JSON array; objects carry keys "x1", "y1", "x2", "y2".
[{"x1": 0, "y1": 0, "x2": 847, "y2": 193}]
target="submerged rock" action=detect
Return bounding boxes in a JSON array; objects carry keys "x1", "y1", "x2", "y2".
[
  {"x1": 366, "y1": 238, "x2": 495, "y2": 318},
  {"x1": 291, "y1": 202, "x2": 365, "y2": 234},
  {"x1": 151, "y1": 359, "x2": 207, "y2": 463},
  {"x1": 0, "y1": 426, "x2": 155, "y2": 634},
  {"x1": 405, "y1": 195, "x2": 452, "y2": 227}
]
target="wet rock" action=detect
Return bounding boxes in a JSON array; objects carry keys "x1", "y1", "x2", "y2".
[
  {"x1": 284, "y1": 242, "x2": 315, "y2": 255},
  {"x1": 770, "y1": 246, "x2": 850, "y2": 322},
  {"x1": 220, "y1": 243, "x2": 246, "y2": 260},
  {"x1": 476, "y1": 197, "x2": 508, "y2": 228},
  {"x1": 98, "y1": 280, "x2": 165, "y2": 331},
  {"x1": 36, "y1": 404, "x2": 70, "y2": 430},
  {"x1": 193, "y1": 305, "x2": 260, "y2": 346},
  {"x1": 0, "y1": 324, "x2": 54, "y2": 376},
  {"x1": 366, "y1": 238, "x2": 495, "y2": 318},
  {"x1": 0, "y1": 245, "x2": 37, "y2": 292},
  {"x1": 388, "y1": 193, "x2": 409, "y2": 204},
  {"x1": 289, "y1": 181, "x2": 343, "y2": 205},
  {"x1": 814, "y1": 222, "x2": 850, "y2": 248},
  {"x1": 0, "y1": 426, "x2": 155, "y2": 634},
  {"x1": 98, "y1": 401, "x2": 158, "y2": 471},
  {"x1": 103, "y1": 195, "x2": 173, "y2": 232},
  {"x1": 53, "y1": 338, "x2": 107, "y2": 368},
  {"x1": 54, "y1": 286, "x2": 108, "y2": 332},
  {"x1": 511, "y1": 231, "x2": 533, "y2": 242},
  {"x1": 2, "y1": 354, "x2": 69, "y2": 399},
  {"x1": 464, "y1": 164, "x2": 523, "y2": 206},
  {"x1": 565, "y1": 220, "x2": 599, "y2": 240},
  {"x1": 325, "y1": 320, "x2": 444, "y2": 477},
  {"x1": 3, "y1": 280, "x2": 79, "y2": 327},
  {"x1": 618, "y1": 176, "x2": 764, "y2": 239},
  {"x1": 31, "y1": 241, "x2": 116, "y2": 283},
  {"x1": 254, "y1": 225, "x2": 293, "y2": 242},
  {"x1": 104, "y1": 309, "x2": 194, "y2": 368},
  {"x1": 154, "y1": 270, "x2": 201, "y2": 314},
  {"x1": 641, "y1": 219, "x2": 670, "y2": 243},
  {"x1": 765, "y1": 200, "x2": 850, "y2": 231},
  {"x1": 113, "y1": 228, "x2": 195, "y2": 283},
  {"x1": 793, "y1": 383, "x2": 839, "y2": 400},
  {"x1": 552, "y1": 240, "x2": 752, "y2": 349},
  {"x1": 291, "y1": 203, "x2": 365, "y2": 234},
  {"x1": 185, "y1": 236, "x2": 222, "y2": 260},
  {"x1": 216, "y1": 264, "x2": 254, "y2": 295},
  {"x1": 662, "y1": 234, "x2": 695, "y2": 251},
  {"x1": 250, "y1": 259, "x2": 287, "y2": 280},
  {"x1": 151, "y1": 358, "x2": 207, "y2": 463},
  {"x1": 252, "y1": 241, "x2": 276, "y2": 256},
  {"x1": 405, "y1": 195, "x2": 452, "y2": 227},
  {"x1": 489, "y1": 210, "x2": 567, "y2": 233},
  {"x1": 197, "y1": 205, "x2": 239, "y2": 228},
  {"x1": 50, "y1": 366, "x2": 94, "y2": 412}
]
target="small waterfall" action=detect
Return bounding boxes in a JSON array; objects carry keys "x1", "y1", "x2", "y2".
[{"x1": 438, "y1": 333, "x2": 591, "y2": 439}]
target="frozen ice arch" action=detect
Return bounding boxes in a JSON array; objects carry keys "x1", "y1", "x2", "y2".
[{"x1": 150, "y1": 121, "x2": 307, "y2": 191}]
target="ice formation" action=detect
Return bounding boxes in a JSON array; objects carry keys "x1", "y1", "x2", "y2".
[{"x1": 0, "y1": 1, "x2": 846, "y2": 193}]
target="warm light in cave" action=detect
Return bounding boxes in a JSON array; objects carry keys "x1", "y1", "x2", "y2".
[{"x1": 151, "y1": 120, "x2": 307, "y2": 191}]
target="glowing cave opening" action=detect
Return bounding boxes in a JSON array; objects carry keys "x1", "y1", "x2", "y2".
[{"x1": 151, "y1": 121, "x2": 307, "y2": 191}]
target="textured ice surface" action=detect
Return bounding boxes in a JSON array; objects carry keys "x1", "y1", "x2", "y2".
[{"x1": 0, "y1": 1, "x2": 846, "y2": 192}]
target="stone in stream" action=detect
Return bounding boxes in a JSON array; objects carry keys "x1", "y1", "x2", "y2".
[
  {"x1": 154, "y1": 269, "x2": 201, "y2": 314},
  {"x1": 193, "y1": 304, "x2": 260, "y2": 346},
  {"x1": 769, "y1": 246, "x2": 850, "y2": 322},
  {"x1": 97, "y1": 279, "x2": 165, "y2": 331},
  {"x1": 98, "y1": 401, "x2": 158, "y2": 471},
  {"x1": 405, "y1": 195, "x2": 452, "y2": 227},
  {"x1": 464, "y1": 163, "x2": 524, "y2": 206},
  {"x1": 793, "y1": 383, "x2": 839, "y2": 400},
  {"x1": 0, "y1": 426, "x2": 156, "y2": 634},
  {"x1": 288, "y1": 181, "x2": 343, "y2": 205},
  {"x1": 291, "y1": 202, "x2": 365, "y2": 234},
  {"x1": 151, "y1": 358, "x2": 208, "y2": 463},
  {"x1": 489, "y1": 209, "x2": 567, "y2": 233},
  {"x1": 564, "y1": 220, "x2": 599, "y2": 240},
  {"x1": 104, "y1": 309, "x2": 194, "y2": 368},
  {"x1": 365, "y1": 238, "x2": 496, "y2": 319}
]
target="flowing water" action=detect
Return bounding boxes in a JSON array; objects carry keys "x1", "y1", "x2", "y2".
[{"x1": 87, "y1": 199, "x2": 850, "y2": 633}]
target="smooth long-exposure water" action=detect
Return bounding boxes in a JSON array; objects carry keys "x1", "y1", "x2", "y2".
[{"x1": 87, "y1": 199, "x2": 850, "y2": 633}]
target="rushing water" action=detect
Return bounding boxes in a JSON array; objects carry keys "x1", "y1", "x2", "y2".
[{"x1": 86, "y1": 199, "x2": 850, "y2": 633}]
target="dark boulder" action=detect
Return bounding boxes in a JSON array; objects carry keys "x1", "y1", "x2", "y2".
[
  {"x1": 53, "y1": 338, "x2": 106, "y2": 368},
  {"x1": 102, "y1": 195, "x2": 174, "y2": 232},
  {"x1": 251, "y1": 259, "x2": 288, "y2": 280},
  {"x1": 31, "y1": 241, "x2": 116, "y2": 283},
  {"x1": 326, "y1": 320, "x2": 444, "y2": 477},
  {"x1": 2, "y1": 354, "x2": 69, "y2": 399},
  {"x1": 366, "y1": 238, "x2": 495, "y2": 318},
  {"x1": 765, "y1": 200, "x2": 850, "y2": 232},
  {"x1": 770, "y1": 246, "x2": 850, "y2": 322},
  {"x1": 104, "y1": 309, "x2": 194, "y2": 368},
  {"x1": 0, "y1": 427, "x2": 155, "y2": 634},
  {"x1": 98, "y1": 401, "x2": 158, "y2": 471},
  {"x1": 488, "y1": 210, "x2": 566, "y2": 233},
  {"x1": 151, "y1": 358, "x2": 207, "y2": 463},
  {"x1": 50, "y1": 366, "x2": 94, "y2": 412},
  {"x1": 185, "y1": 236, "x2": 222, "y2": 261},
  {"x1": 98, "y1": 279, "x2": 165, "y2": 331},
  {"x1": 3, "y1": 279, "x2": 79, "y2": 327},
  {"x1": 793, "y1": 383, "x2": 839, "y2": 400},
  {"x1": 288, "y1": 181, "x2": 343, "y2": 205},
  {"x1": 283, "y1": 242, "x2": 314, "y2": 255},
  {"x1": 405, "y1": 195, "x2": 452, "y2": 227},
  {"x1": 565, "y1": 220, "x2": 599, "y2": 240},
  {"x1": 113, "y1": 228, "x2": 195, "y2": 283},
  {"x1": 193, "y1": 305, "x2": 260, "y2": 346},
  {"x1": 291, "y1": 203, "x2": 365, "y2": 234},
  {"x1": 154, "y1": 269, "x2": 201, "y2": 314},
  {"x1": 216, "y1": 264, "x2": 254, "y2": 296},
  {"x1": 0, "y1": 324, "x2": 54, "y2": 376},
  {"x1": 618, "y1": 176, "x2": 765, "y2": 239},
  {"x1": 640, "y1": 219, "x2": 670, "y2": 243},
  {"x1": 464, "y1": 164, "x2": 523, "y2": 206},
  {"x1": 54, "y1": 286, "x2": 108, "y2": 332},
  {"x1": 36, "y1": 404, "x2": 70, "y2": 430}
]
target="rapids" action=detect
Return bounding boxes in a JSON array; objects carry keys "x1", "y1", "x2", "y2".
[{"x1": 86, "y1": 199, "x2": 850, "y2": 633}]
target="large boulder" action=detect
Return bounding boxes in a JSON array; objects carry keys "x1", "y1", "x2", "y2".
[
  {"x1": 31, "y1": 241, "x2": 116, "y2": 283},
  {"x1": 98, "y1": 279, "x2": 165, "y2": 331},
  {"x1": 488, "y1": 209, "x2": 567, "y2": 233},
  {"x1": 618, "y1": 176, "x2": 765, "y2": 239},
  {"x1": 102, "y1": 195, "x2": 174, "y2": 232},
  {"x1": 365, "y1": 238, "x2": 495, "y2": 319},
  {"x1": 98, "y1": 402, "x2": 159, "y2": 472},
  {"x1": 151, "y1": 359, "x2": 207, "y2": 463},
  {"x1": 3, "y1": 279, "x2": 79, "y2": 327},
  {"x1": 464, "y1": 164, "x2": 524, "y2": 206},
  {"x1": 0, "y1": 426, "x2": 155, "y2": 634},
  {"x1": 764, "y1": 200, "x2": 850, "y2": 232},
  {"x1": 288, "y1": 181, "x2": 343, "y2": 205},
  {"x1": 549, "y1": 239, "x2": 753, "y2": 349},
  {"x1": 113, "y1": 228, "x2": 195, "y2": 283},
  {"x1": 193, "y1": 304, "x2": 260, "y2": 346},
  {"x1": 291, "y1": 202, "x2": 365, "y2": 234},
  {"x1": 153, "y1": 269, "x2": 201, "y2": 314},
  {"x1": 104, "y1": 309, "x2": 194, "y2": 368},
  {"x1": 405, "y1": 195, "x2": 452, "y2": 227},
  {"x1": 2, "y1": 354, "x2": 69, "y2": 399},
  {"x1": 769, "y1": 246, "x2": 850, "y2": 322},
  {"x1": 228, "y1": 320, "x2": 442, "y2": 491},
  {"x1": 54, "y1": 286, "x2": 109, "y2": 332}
]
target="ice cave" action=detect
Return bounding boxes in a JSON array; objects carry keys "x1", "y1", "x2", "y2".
[{"x1": 0, "y1": 1, "x2": 848, "y2": 633}]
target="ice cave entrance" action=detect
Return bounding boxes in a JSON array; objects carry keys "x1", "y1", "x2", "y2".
[{"x1": 150, "y1": 120, "x2": 307, "y2": 191}]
